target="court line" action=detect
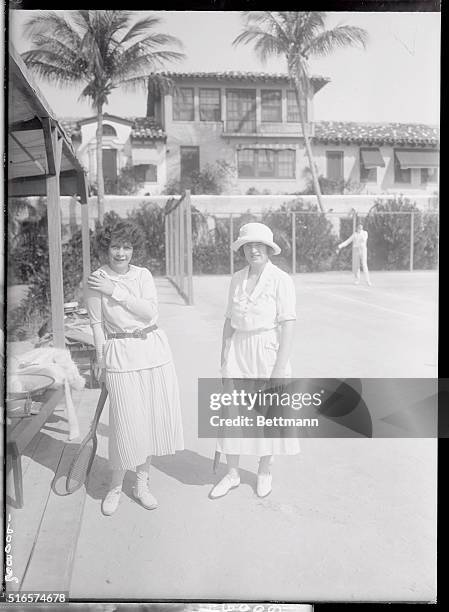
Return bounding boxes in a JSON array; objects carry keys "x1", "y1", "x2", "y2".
[
  {"x1": 302, "y1": 288, "x2": 429, "y2": 320},
  {"x1": 297, "y1": 283, "x2": 436, "y2": 309}
]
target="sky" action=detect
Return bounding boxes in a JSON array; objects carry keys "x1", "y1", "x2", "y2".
[{"x1": 9, "y1": 10, "x2": 441, "y2": 125}]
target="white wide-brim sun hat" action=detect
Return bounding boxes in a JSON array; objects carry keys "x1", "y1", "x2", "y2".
[{"x1": 231, "y1": 222, "x2": 281, "y2": 255}]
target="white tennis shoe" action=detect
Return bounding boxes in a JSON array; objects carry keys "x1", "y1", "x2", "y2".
[
  {"x1": 210, "y1": 473, "x2": 240, "y2": 499},
  {"x1": 133, "y1": 483, "x2": 158, "y2": 510},
  {"x1": 101, "y1": 486, "x2": 122, "y2": 516},
  {"x1": 257, "y1": 473, "x2": 272, "y2": 498}
]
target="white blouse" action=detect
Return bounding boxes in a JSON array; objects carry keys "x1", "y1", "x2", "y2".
[
  {"x1": 339, "y1": 230, "x2": 368, "y2": 250},
  {"x1": 225, "y1": 261, "x2": 296, "y2": 332},
  {"x1": 85, "y1": 264, "x2": 171, "y2": 372}
]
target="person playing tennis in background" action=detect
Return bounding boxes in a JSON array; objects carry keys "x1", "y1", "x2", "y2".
[
  {"x1": 337, "y1": 222, "x2": 372, "y2": 286},
  {"x1": 210, "y1": 222, "x2": 300, "y2": 500},
  {"x1": 85, "y1": 220, "x2": 184, "y2": 516}
]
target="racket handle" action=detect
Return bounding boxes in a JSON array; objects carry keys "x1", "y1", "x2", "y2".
[
  {"x1": 64, "y1": 378, "x2": 80, "y2": 440},
  {"x1": 213, "y1": 450, "x2": 220, "y2": 473}
]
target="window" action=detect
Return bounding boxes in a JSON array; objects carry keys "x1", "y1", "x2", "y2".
[
  {"x1": 394, "y1": 152, "x2": 411, "y2": 184},
  {"x1": 277, "y1": 150, "x2": 296, "y2": 178},
  {"x1": 261, "y1": 90, "x2": 282, "y2": 122},
  {"x1": 237, "y1": 149, "x2": 256, "y2": 177},
  {"x1": 103, "y1": 124, "x2": 117, "y2": 137},
  {"x1": 173, "y1": 88, "x2": 194, "y2": 121},
  {"x1": 360, "y1": 153, "x2": 377, "y2": 183},
  {"x1": 237, "y1": 149, "x2": 295, "y2": 179},
  {"x1": 421, "y1": 167, "x2": 438, "y2": 184},
  {"x1": 134, "y1": 164, "x2": 157, "y2": 183},
  {"x1": 326, "y1": 151, "x2": 344, "y2": 182},
  {"x1": 199, "y1": 88, "x2": 221, "y2": 121},
  {"x1": 180, "y1": 146, "x2": 200, "y2": 180},
  {"x1": 287, "y1": 90, "x2": 307, "y2": 122},
  {"x1": 226, "y1": 89, "x2": 256, "y2": 132}
]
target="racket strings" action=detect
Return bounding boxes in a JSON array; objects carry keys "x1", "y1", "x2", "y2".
[{"x1": 66, "y1": 438, "x2": 96, "y2": 493}]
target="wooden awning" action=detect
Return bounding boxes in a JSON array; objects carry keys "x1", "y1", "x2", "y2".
[
  {"x1": 395, "y1": 149, "x2": 439, "y2": 169},
  {"x1": 360, "y1": 148, "x2": 385, "y2": 169},
  {"x1": 7, "y1": 43, "x2": 91, "y2": 348},
  {"x1": 8, "y1": 44, "x2": 89, "y2": 203}
]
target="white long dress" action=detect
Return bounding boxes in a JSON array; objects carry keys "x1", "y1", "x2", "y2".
[
  {"x1": 85, "y1": 264, "x2": 184, "y2": 470},
  {"x1": 218, "y1": 260, "x2": 300, "y2": 456}
]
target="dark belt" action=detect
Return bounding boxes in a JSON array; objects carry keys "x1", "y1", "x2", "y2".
[{"x1": 107, "y1": 324, "x2": 158, "y2": 340}]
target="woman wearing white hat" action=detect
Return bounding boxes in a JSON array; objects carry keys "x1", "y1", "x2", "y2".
[{"x1": 210, "y1": 222, "x2": 300, "y2": 499}]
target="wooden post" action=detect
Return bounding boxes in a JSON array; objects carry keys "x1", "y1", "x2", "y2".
[
  {"x1": 46, "y1": 127, "x2": 65, "y2": 348},
  {"x1": 410, "y1": 211, "x2": 415, "y2": 272},
  {"x1": 68, "y1": 198, "x2": 77, "y2": 237},
  {"x1": 352, "y1": 210, "x2": 357, "y2": 277},
  {"x1": 291, "y1": 212, "x2": 296, "y2": 275},
  {"x1": 179, "y1": 194, "x2": 185, "y2": 294},
  {"x1": 230, "y1": 213, "x2": 234, "y2": 275},
  {"x1": 80, "y1": 200, "x2": 91, "y2": 288},
  {"x1": 185, "y1": 190, "x2": 194, "y2": 304},
  {"x1": 164, "y1": 213, "x2": 169, "y2": 277},
  {"x1": 170, "y1": 209, "x2": 175, "y2": 279},
  {"x1": 174, "y1": 202, "x2": 180, "y2": 288}
]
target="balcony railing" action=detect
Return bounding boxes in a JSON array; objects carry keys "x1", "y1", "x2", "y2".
[{"x1": 222, "y1": 121, "x2": 311, "y2": 137}]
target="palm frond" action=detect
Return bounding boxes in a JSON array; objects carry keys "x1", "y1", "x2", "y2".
[
  {"x1": 304, "y1": 25, "x2": 368, "y2": 57},
  {"x1": 118, "y1": 16, "x2": 163, "y2": 45},
  {"x1": 20, "y1": 55, "x2": 86, "y2": 85}
]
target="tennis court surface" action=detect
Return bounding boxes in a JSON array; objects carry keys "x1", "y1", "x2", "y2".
[{"x1": 193, "y1": 270, "x2": 438, "y2": 379}]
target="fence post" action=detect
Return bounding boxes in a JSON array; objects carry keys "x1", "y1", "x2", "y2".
[
  {"x1": 352, "y1": 209, "x2": 357, "y2": 276},
  {"x1": 230, "y1": 213, "x2": 234, "y2": 275},
  {"x1": 410, "y1": 211, "x2": 415, "y2": 272},
  {"x1": 164, "y1": 213, "x2": 169, "y2": 277},
  {"x1": 174, "y1": 203, "x2": 179, "y2": 287},
  {"x1": 291, "y1": 212, "x2": 296, "y2": 275},
  {"x1": 179, "y1": 194, "x2": 185, "y2": 294},
  {"x1": 185, "y1": 190, "x2": 194, "y2": 304}
]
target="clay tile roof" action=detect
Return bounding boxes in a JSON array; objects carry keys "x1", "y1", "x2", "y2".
[
  {"x1": 156, "y1": 71, "x2": 330, "y2": 92},
  {"x1": 314, "y1": 121, "x2": 439, "y2": 146},
  {"x1": 129, "y1": 117, "x2": 166, "y2": 141},
  {"x1": 58, "y1": 117, "x2": 166, "y2": 141}
]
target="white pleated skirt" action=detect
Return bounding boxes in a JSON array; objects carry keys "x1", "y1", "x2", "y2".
[
  {"x1": 106, "y1": 361, "x2": 184, "y2": 470},
  {"x1": 218, "y1": 328, "x2": 300, "y2": 457}
]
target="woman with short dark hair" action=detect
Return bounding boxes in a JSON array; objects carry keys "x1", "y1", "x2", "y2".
[{"x1": 85, "y1": 219, "x2": 184, "y2": 516}]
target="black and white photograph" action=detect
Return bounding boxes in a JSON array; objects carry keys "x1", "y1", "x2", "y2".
[{"x1": 3, "y1": 4, "x2": 439, "y2": 605}]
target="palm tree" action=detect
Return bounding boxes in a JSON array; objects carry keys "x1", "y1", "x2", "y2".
[
  {"x1": 22, "y1": 10, "x2": 184, "y2": 221},
  {"x1": 234, "y1": 12, "x2": 368, "y2": 212}
]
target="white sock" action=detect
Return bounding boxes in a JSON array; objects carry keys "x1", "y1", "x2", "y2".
[{"x1": 110, "y1": 469, "x2": 125, "y2": 491}]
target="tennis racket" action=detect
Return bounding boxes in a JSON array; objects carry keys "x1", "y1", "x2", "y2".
[{"x1": 65, "y1": 383, "x2": 108, "y2": 494}]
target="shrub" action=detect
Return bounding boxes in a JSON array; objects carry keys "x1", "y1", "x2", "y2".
[
  {"x1": 164, "y1": 160, "x2": 235, "y2": 195},
  {"x1": 365, "y1": 196, "x2": 438, "y2": 270},
  {"x1": 262, "y1": 199, "x2": 339, "y2": 272}
]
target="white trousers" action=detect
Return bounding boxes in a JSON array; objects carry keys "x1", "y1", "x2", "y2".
[{"x1": 352, "y1": 247, "x2": 370, "y2": 283}]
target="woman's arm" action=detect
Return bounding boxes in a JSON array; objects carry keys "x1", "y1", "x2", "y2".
[
  {"x1": 88, "y1": 269, "x2": 158, "y2": 322},
  {"x1": 272, "y1": 320, "x2": 295, "y2": 377},
  {"x1": 221, "y1": 318, "x2": 235, "y2": 367},
  {"x1": 338, "y1": 233, "x2": 354, "y2": 250},
  {"x1": 84, "y1": 284, "x2": 106, "y2": 379}
]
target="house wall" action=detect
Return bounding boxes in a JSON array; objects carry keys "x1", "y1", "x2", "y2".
[
  {"x1": 73, "y1": 119, "x2": 167, "y2": 194},
  {"x1": 163, "y1": 77, "x2": 314, "y2": 194},
  {"x1": 58, "y1": 193, "x2": 439, "y2": 227},
  {"x1": 313, "y1": 144, "x2": 439, "y2": 195},
  {"x1": 161, "y1": 78, "x2": 438, "y2": 196}
]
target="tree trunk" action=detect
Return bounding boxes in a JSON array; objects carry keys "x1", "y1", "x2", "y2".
[
  {"x1": 293, "y1": 81, "x2": 325, "y2": 213},
  {"x1": 96, "y1": 106, "x2": 105, "y2": 222}
]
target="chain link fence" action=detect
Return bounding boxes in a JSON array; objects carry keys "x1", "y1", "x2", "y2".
[{"x1": 191, "y1": 209, "x2": 439, "y2": 275}]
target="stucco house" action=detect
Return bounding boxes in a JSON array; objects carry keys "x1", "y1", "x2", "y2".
[
  {"x1": 60, "y1": 114, "x2": 167, "y2": 195},
  {"x1": 60, "y1": 71, "x2": 439, "y2": 197}
]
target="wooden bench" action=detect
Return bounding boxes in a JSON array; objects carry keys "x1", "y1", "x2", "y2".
[{"x1": 6, "y1": 387, "x2": 64, "y2": 508}]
